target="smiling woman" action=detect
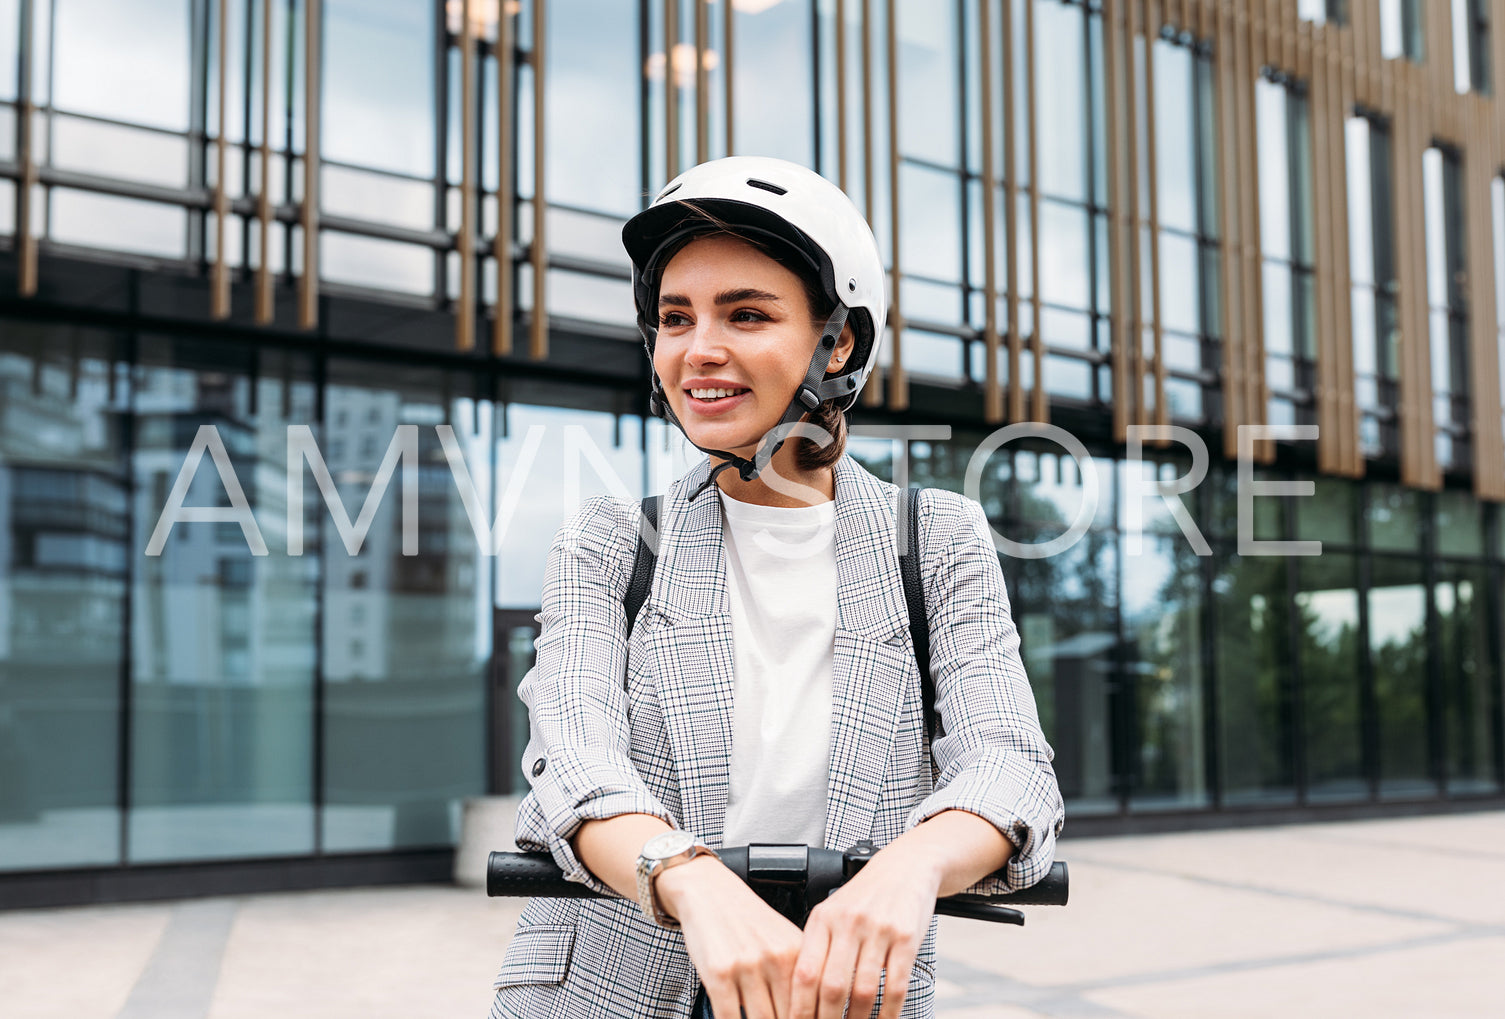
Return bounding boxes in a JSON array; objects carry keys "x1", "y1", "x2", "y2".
[{"x1": 492, "y1": 156, "x2": 1063, "y2": 1019}]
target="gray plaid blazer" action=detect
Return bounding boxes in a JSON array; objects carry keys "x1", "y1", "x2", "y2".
[{"x1": 490, "y1": 455, "x2": 1063, "y2": 1019}]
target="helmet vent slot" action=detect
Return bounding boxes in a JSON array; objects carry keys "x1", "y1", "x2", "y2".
[
  {"x1": 745, "y1": 178, "x2": 787, "y2": 196},
  {"x1": 656, "y1": 182, "x2": 683, "y2": 200}
]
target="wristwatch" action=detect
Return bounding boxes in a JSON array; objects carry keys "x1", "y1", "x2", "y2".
[{"x1": 635, "y1": 829, "x2": 718, "y2": 929}]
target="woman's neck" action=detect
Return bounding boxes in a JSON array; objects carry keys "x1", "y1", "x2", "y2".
[{"x1": 712, "y1": 445, "x2": 835, "y2": 507}]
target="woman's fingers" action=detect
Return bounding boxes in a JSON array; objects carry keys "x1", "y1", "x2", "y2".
[
  {"x1": 813, "y1": 926, "x2": 860, "y2": 1019},
  {"x1": 788, "y1": 922, "x2": 829, "y2": 1019},
  {"x1": 845, "y1": 934, "x2": 889, "y2": 1019},
  {"x1": 873, "y1": 944, "x2": 915, "y2": 1019}
]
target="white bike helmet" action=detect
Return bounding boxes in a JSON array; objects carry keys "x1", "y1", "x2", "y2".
[{"x1": 622, "y1": 156, "x2": 887, "y2": 493}]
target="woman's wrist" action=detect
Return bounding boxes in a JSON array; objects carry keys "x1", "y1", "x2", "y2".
[{"x1": 652, "y1": 853, "x2": 725, "y2": 922}]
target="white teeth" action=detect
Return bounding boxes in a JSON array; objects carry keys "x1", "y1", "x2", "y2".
[{"x1": 689, "y1": 387, "x2": 746, "y2": 400}]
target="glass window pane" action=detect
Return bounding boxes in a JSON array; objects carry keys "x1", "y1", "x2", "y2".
[
  {"x1": 324, "y1": 0, "x2": 435, "y2": 176},
  {"x1": 900, "y1": 162, "x2": 963, "y2": 284},
  {"x1": 733, "y1": 0, "x2": 813, "y2": 166},
  {"x1": 128, "y1": 341, "x2": 319, "y2": 862},
  {"x1": 1159, "y1": 232, "x2": 1200, "y2": 335},
  {"x1": 1, "y1": 0, "x2": 20, "y2": 103},
  {"x1": 1436, "y1": 563, "x2": 1498, "y2": 793},
  {"x1": 1297, "y1": 553, "x2": 1364, "y2": 801},
  {"x1": 1369, "y1": 555, "x2": 1433, "y2": 798},
  {"x1": 1215, "y1": 553, "x2": 1296, "y2": 805},
  {"x1": 1039, "y1": 199, "x2": 1089, "y2": 309},
  {"x1": 50, "y1": 190, "x2": 188, "y2": 261},
  {"x1": 548, "y1": 0, "x2": 641, "y2": 215},
  {"x1": 1154, "y1": 41, "x2": 1195, "y2": 233},
  {"x1": 1035, "y1": 0, "x2": 1087, "y2": 203},
  {"x1": 53, "y1": 0, "x2": 190, "y2": 131},
  {"x1": 1296, "y1": 477, "x2": 1356, "y2": 545},
  {"x1": 0, "y1": 323, "x2": 128, "y2": 871},
  {"x1": 1125, "y1": 535, "x2": 1208, "y2": 811},
  {"x1": 1368, "y1": 482, "x2": 1422, "y2": 552},
  {"x1": 320, "y1": 361, "x2": 487, "y2": 851},
  {"x1": 1435, "y1": 488, "x2": 1483, "y2": 557},
  {"x1": 1256, "y1": 79, "x2": 1291, "y2": 260},
  {"x1": 1009, "y1": 531, "x2": 1119, "y2": 815},
  {"x1": 897, "y1": 0, "x2": 956, "y2": 159}
]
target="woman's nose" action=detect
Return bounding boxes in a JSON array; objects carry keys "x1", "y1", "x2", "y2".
[{"x1": 684, "y1": 318, "x2": 727, "y2": 366}]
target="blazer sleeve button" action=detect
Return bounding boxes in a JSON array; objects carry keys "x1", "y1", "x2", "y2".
[{"x1": 531, "y1": 758, "x2": 547, "y2": 777}]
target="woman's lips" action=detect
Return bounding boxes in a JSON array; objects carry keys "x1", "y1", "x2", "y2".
[{"x1": 684, "y1": 389, "x2": 751, "y2": 417}]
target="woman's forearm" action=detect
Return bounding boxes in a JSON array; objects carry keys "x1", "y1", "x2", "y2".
[
  {"x1": 571, "y1": 813, "x2": 675, "y2": 900},
  {"x1": 880, "y1": 808, "x2": 1015, "y2": 897}
]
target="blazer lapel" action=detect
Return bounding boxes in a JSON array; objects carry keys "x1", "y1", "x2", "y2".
[
  {"x1": 644, "y1": 459, "x2": 738, "y2": 847},
  {"x1": 823, "y1": 458, "x2": 916, "y2": 850}
]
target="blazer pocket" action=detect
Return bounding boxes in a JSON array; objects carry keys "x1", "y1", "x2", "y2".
[{"x1": 493, "y1": 924, "x2": 576, "y2": 988}]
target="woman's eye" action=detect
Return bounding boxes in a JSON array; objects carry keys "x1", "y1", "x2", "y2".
[
  {"x1": 730, "y1": 309, "x2": 768, "y2": 323},
  {"x1": 658, "y1": 312, "x2": 690, "y2": 328}
]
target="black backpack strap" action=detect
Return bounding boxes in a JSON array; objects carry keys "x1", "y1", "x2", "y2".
[
  {"x1": 624, "y1": 496, "x2": 661, "y2": 636},
  {"x1": 898, "y1": 487, "x2": 937, "y2": 742}
]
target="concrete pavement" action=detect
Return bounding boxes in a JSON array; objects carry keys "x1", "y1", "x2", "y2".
[{"x1": 2, "y1": 812, "x2": 1502, "y2": 1018}]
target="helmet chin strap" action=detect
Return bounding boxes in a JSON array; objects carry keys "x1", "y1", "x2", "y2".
[{"x1": 650, "y1": 305, "x2": 850, "y2": 500}]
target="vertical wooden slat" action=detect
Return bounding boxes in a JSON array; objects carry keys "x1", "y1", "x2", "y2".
[
  {"x1": 1217, "y1": 0, "x2": 1245, "y2": 458},
  {"x1": 255, "y1": 0, "x2": 274, "y2": 324},
  {"x1": 885, "y1": 0, "x2": 906, "y2": 409},
  {"x1": 1240, "y1": 0, "x2": 1268, "y2": 459},
  {"x1": 695, "y1": 0, "x2": 709, "y2": 164},
  {"x1": 1467, "y1": 96, "x2": 1505, "y2": 499},
  {"x1": 15, "y1": 0, "x2": 37, "y2": 296},
  {"x1": 665, "y1": 0, "x2": 679, "y2": 180},
  {"x1": 860, "y1": 0, "x2": 882, "y2": 407},
  {"x1": 457, "y1": 0, "x2": 478, "y2": 351},
  {"x1": 1144, "y1": 0, "x2": 1166, "y2": 431},
  {"x1": 724, "y1": 0, "x2": 734, "y2": 155},
  {"x1": 1393, "y1": 63, "x2": 1417, "y2": 486},
  {"x1": 1126, "y1": 0, "x2": 1146, "y2": 431},
  {"x1": 530, "y1": 0, "x2": 547, "y2": 359},
  {"x1": 1025, "y1": 0, "x2": 1045, "y2": 421},
  {"x1": 980, "y1": 0, "x2": 1002, "y2": 423},
  {"x1": 211, "y1": 0, "x2": 231, "y2": 320},
  {"x1": 494, "y1": 0, "x2": 516, "y2": 355},
  {"x1": 1003, "y1": 0, "x2": 1023, "y2": 421},
  {"x1": 300, "y1": 0, "x2": 321, "y2": 330},
  {"x1": 1312, "y1": 22, "x2": 1336, "y2": 474},
  {"x1": 1329, "y1": 24, "x2": 1359, "y2": 477},
  {"x1": 836, "y1": 0, "x2": 847, "y2": 190},
  {"x1": 1106, "y1": 0, "x2": 1131, "y2": 442}
]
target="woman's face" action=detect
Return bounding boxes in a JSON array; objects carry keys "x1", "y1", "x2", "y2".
[{"x1": 652, "y1": 233, "x2": 852, "y2": 463}]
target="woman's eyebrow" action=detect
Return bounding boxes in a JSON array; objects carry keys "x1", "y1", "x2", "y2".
[
  {"x1": 658, "y1": 287, "x2": 783, "y2": 307},
  {"x1": 715, "y1": 287, "x2": 781, "y2": 305}
]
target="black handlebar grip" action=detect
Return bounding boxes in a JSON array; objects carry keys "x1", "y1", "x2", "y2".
[
  {"x1": 990, "y1": 861, "x2": 1069, "y2": 906},
  {"x1": 486, "y1": 851, "x2": 600, "y2": 900}
]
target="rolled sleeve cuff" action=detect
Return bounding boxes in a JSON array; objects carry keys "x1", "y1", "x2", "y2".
[
  {"x1": 906, "y1": 756, "x2": 1065, "y2": 896},
  {"x1": 515, "y1": 779, "x2": 672, "y2": 898}
]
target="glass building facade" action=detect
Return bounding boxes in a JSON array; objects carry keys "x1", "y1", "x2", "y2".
[{"x1": 1, "y1": 0, "x2": 1502, "y2": 904}]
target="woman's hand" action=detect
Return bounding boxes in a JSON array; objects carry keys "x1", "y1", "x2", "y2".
[
  {"x1": 788, "y1": 841, "x2": 941, "y2": 1019},
  {"x1": 657, "y1": 855, "x2": 805, "y2": 1019}
]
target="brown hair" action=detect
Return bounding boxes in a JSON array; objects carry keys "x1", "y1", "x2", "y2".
[{"x1": 647, "y1": 202, "x2": 850, "y2": 471}]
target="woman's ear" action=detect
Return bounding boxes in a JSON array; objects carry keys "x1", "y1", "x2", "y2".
[{"x1": 825, "y1": 321, "x2": 858, "y2": 374}]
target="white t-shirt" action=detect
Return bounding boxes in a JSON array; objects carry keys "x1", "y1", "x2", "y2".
[{"x1": 716, "y1": 490, "x2": 837, "y2": 849}]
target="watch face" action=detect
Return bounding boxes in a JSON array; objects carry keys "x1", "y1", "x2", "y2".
[{"x1": 642, "y1": 829, "x2": 696, "y2": 862}]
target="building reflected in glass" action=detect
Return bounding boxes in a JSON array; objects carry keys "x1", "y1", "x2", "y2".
[{"x1": 1, "y1": 0, "x2": 1502, "y2": 904}]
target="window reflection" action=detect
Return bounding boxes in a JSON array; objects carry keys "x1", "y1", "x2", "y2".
[
  {"x1": 546, "y1": 0, "x2": 642, "y2": 215},
  {"x1": 1034, "y1": 0, "x2": 1087, "y2": 204},
  {"x1": 324, "y1": 0, "x2": 435, "y2": 177},
  {"x1": 732, "y1": 0, "x2": 813, "y2": 166},
  {"x1": 53, "y1": 0, "x2": 190, "y2": 131},
  {"x1": 1368, "y1": 555, "x2": 1432, "y2": 798},
  {"x1": 1435, "y1": 563, "x2": 1498, "y2": 794},
  {"x1": 1297, "y1": 554, "x2": 1364, "y2": 801},
  {"x1": 129, "y1": 340, "x2": 319, "y2": 862},
  {"x1": 320, "y1": 361, "x2": 486, "y2": 851},
  {"x1": 0, "y1": 324, "x2": 128, "y2": 870},
  {"x1": 1215, "y1": 554, "x2": 1296, "y2": 805},
  {"x1": 1124, "y1": 535, "x2": 1207, "y2": 811}
]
